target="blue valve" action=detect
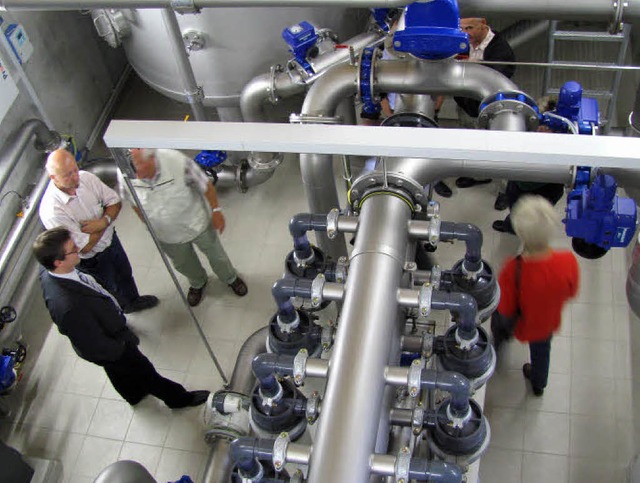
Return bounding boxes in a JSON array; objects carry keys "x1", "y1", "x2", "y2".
[
  {"x1": 392, "y1": 0, "x2": 468, "y2": 60},
  {"x1": 541, "y1": 81, "x2": 600, "y2": 134},
  {"x1": 194, "y1": 150, "x2": 227, "y2": 169},
  {"x1": 565, "y1": 174, "x2": 637, "y2": 252},
  {"x1": 282, "y1": 21, "x2": 318, "y2": 74}
]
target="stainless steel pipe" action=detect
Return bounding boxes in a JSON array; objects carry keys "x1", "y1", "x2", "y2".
[
  {"x1": 307, "y1": 194, "x2": 411, "y2": 482},
  {"x1": 0, "y1": 0, "x2": 412, "y2": 9}
]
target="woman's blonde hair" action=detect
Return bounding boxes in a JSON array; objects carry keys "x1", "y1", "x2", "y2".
[{"x1": 511, "y1": 195, "x2": 561, "y2": 253}]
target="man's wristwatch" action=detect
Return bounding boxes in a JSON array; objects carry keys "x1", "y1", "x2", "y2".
[
  {"x1": 104, "y1": 215, "x2": 112, "y2": 225},
  {"x1": 212, "y1": 207, "x2": 223, "y2": 213}
]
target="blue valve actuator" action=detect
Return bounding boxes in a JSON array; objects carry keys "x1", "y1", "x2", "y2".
[
  {"x1": 0, "y1": 353, "x2": 16, "y2": 393},
  {"x1": 194, "y1": 150, "x2": 227, "y2": 169},
  {"x1": 565, "y1": 174, "x2": 637, "y2": 249},
  {"x1": 393, "y1": 0, "x2": 468, "y2": 60},
  {"x1": 542, "y1": 81, "x2": 600, "y2": 134},
  {"x1": 282, "y1": 21, "x2": 318, "y2": 73}
]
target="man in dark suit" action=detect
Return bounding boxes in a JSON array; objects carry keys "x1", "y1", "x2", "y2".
[
  {"x1": 451, "y1": 17, "x2": 516, "y2": 207},
  {"x1": 33, "y1": 227, "x2": 209, "y2": 409}
]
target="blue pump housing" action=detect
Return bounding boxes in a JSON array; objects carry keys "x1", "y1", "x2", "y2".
[
  {"x1": 542, "y1": 81, "x2": 600, "y2": 134},
  {"x1": 393, "y1": 0, "x2": 468, "y2": 60},
  {"x1": 565, "y1": 174, "x2": 637, "y2": 249},
  {"x1": 194, "y1": 150, "x2": 227, "y2": 169},
  {"x1": 282, "y1": 21, "x2": 318, "y2": 73}
]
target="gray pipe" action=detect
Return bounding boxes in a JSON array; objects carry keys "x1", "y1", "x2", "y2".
[
  {"x1": 0, "y1": 119, "x2": 60, "y2": 193},
  {"x1": 160, "y1": 9, "x2": 207, "y2": 122},
  {"x1": 307, "y1": 194, "x2": 411, "y2": 483},
  {"x1": 0, "y1": 0, "x2": 413, "y2": 9},
  {"x1": 202, "y1": 327, "x2": 268, "y2": 483},
  {"x1": 213, "y1": 163, "x2": 275, "y2": 191},
  {"x1": 387, "y1": 157, "x2": 574, "y2": 186},
  {"x1": 439, "y1": 222, "x2": 482, "y2": 271},
  {"x1": 421, "y1": 369, "x2": 470, "y2": 415},
  {"x1": 502, "y1": 20, "x2": 550, "y2": 50},
  {"x1": 5, "y1": 0, "x2": 640, "y2": 22},
  {"x1": 0, "y1": 170, "x2": 50, "y2": 284},
  {"x1": 431, "y1": 291, "x2": 477, "y2": 341}
]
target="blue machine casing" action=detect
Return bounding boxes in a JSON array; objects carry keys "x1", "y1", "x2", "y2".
[
  {"x1": 393, "y1": 0, "x2": 468, "y2": 60},
  {"x1": 282, "y1": 21, "x2": 318, "y2": 73},
  {"x1": 565, "y1": 174, "x2": 637, "y2": 249}
]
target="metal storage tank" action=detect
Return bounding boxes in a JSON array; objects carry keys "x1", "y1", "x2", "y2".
[{"x1": 93, "y1": 7, "x2": 367, "y2": 120}]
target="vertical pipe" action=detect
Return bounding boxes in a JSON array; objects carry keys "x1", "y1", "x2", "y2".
[
  {"x1": 160, "y1": 8, "x2": 207, "y2": 121},
  {"x1": 307, "y1": 194, "x2": 411, "y2": 483}
]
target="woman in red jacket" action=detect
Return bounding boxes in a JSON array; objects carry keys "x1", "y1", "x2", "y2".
[{"x1": 496, "y1": 195, "x2": 579, "y2": 396}]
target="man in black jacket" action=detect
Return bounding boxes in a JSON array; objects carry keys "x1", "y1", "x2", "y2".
[
  {"x1": 452, "y1": 17, "x2": 516, "y2": 204},
  {"x1": 33, "y1": 227, "x2": 209, "y2": 409}
]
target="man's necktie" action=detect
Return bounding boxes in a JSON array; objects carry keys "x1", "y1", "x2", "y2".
[{"x1": 77, "y1": 271, "x2": 122, "y2": 312}]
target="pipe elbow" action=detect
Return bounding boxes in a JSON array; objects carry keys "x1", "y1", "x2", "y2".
[
  {"x1": 436, "y1": 371, "x2": 471, "y2": 401},
  {"x1": 409, "y1": 460, "x2": 463, "y2": 483},
  {"x1": 229, "y1": 437, "x2": 273, "y2": 476},
  {"x1": 240, "y1": 74, "x2": 271, "y2": 122},
  {"x1": 252, "y1": 353, "x2": 281, "y2": 381}
]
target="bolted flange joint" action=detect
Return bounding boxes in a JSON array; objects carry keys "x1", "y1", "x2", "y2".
[{"x1": 272, "y1": 432, "x2": 290, "y2": 472}]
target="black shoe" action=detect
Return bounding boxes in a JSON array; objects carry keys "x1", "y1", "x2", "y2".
[
  {"x1": 187, "y1": 282, "x2": 207, "y2": 307},
  {"x1": 492, "y1": 220, "x2": 515, "y2": 234},
  {"x1": 522, "y1": 363, "x2": 544, "y2": 396},
  {"x1": 455, "y1": 177, "x2": 492, "y2": 188},
  {"x1": 494, "y1": 192, "x2": 509, "y2": 211},
  {"x1": 123, "y1": 295, "x2": 159, "y2": 314},
  {"x1": 434, "y1": 181, "x2": 452, "y2": 198},
  {"x1": 169, "y1": 390, "x2": 211, "y2": 409},
  {"x1": 229, "y1": 277, "x2": 248, "y2": 297}
]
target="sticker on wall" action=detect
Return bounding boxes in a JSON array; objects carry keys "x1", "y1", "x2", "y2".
[{"x1": 0, "y1": 53, "x2": 18, "y2": 123}]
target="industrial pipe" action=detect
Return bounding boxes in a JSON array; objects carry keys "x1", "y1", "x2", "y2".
[
  {"x1": 431, "y1": 291, "x2": 478, "y2": 342},
  {"x1": 289, "y1": 213, "x2": 328, "y2": 261},
  {"x1": 251, "y1": 352, "x2": 295, "y2": 397},
  {"x1": 408, "y1": 459, "x2": 463, "y2": 483},
  {"x1": 229, "y1": 438, "x2": 274, "y2": 480},
  {"x1": 271, "y1": 277, "x2": 312, "y2": 322},
  {"x1": 0, "y1": 119, "x2": 60, "y2": 193},
  {"x1": 439, "y1": 222, "x2": 483, "y2": 272},
  {"x1": 421, "y1": 368, "x2": 471, "y2": 416},
  {"x1": 307, "y1": 193, "x2": 411, "y2": 482},
  {"x1": 202, "y1": 327, "x2": 267, "y2": 483},
  {"x1": 160, "y1": 8, "x2": 207, "y2": 122}
]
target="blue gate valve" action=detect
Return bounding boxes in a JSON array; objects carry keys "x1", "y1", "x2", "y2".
[
  {"x1": 392, "y1": 0, "x2": 468, "y2": 60},
  {"x1": 565, "y1": 174, "x2": 637, "y2": 258},
  {"x1": 282, "y1": 21, "x2": 318, "y2": 74}
]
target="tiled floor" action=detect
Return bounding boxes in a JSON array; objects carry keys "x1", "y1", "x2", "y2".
[{"x1": 1, "y1": 121, "x2": 638, "y2": 480}]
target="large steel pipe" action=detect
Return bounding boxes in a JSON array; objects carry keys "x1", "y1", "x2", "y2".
[
  {"x1": 0, "y1": 0, "x2": 412, "y2": 8},
  {"x1": 307, "y1": 194, "x2": 411, "y2": 483},
  {"x1": 384, "y1": 157, "x2": 574, "y2": 186}
]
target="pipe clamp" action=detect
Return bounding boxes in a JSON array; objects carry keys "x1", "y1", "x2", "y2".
[
  {"x1": 293, "y1": 349, "x2": 309, "y2": 386},
  {"x1": 334, "y1": 257, "x2": 349, "y2": 284},
  {"x1": 418, "y1": 283, "x2": 433, "y2": 318},
  {"x1": 428, "y1": 216, "x2": 441, "y2": 245},
  {"x1": 326, "y1": 208, "x2": 340, "y2": 239},
  {"x1": 321, "y1": 326, "x2": 334, "y2": 351},
  {"x1": 446, "y1": 402, "x2": 473, "y2": 429},
  {"x1": 293, "y1": 249, "x2": 315, "y2": 268},
  {"x1": 430, "y1": 265, "x2": 442, "y2": 290},
  {"x1": 171, "y1": 0, "x2": 200, "y2": 14},
  {"x1": 273, "y1": 432, "x2": 290, "y2": 471},
  {"x1": 395, "y1": 447, "x2": 411, "y2": 482},
  {"x1": 277, "y1": 311, "x2": 300, "y2": 333},
  {"x1": 306, "y1": 390, "x2": 321, "y2": 424},
  {"x1": 411, "y1": 406, "x2": 425, "y2": 435},
  {"x1": 408, "y1": 358, "x2": 424, "y2": 398},
  {"x1": 455, "y1": 327, "x2": 480, "y2": 350},
  {"x1": 461, "y1": 260, "x2": 484, "y2": 282},
  {"x1": 311, "y1": 274, "x2": 326, "y2": 308},
  {"x1": 426, "y1": 200, "x2": 440, "y2": 218}
]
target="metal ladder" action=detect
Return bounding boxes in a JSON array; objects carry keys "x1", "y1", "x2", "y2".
[{"x1": 542, "y1": 20, "x2": 631, "y2": 134}]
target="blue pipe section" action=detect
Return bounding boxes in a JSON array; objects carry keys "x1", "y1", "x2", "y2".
[
  {"x1": 252, "y1": 353, "x2": 295, "y2": 398},
  {"x1": 229, "y1": 437, "x2": 274, "y2": 478},
  {"x1": 271, "y1": 278, "x2": 313, "y2": 323},
  {"x1": 289, "y1": 213, "x2": 328, "y2": 261},
  {"x1": 431, "y1": 291, "x2": 478, "y2": 341},
  {"x1": 439, "y1": 222, "x2": 483, "y2": 272},
  {"x1": 408, "y1": 459, "x2": 462, "y2": 483},
  {"x1": 420, "y1": 368, "x2": 471, "y2": 415}
]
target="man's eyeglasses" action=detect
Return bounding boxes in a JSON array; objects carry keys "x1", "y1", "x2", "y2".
[{"x1": 64, "y1": 250, "x2": 79, "y2": 257}]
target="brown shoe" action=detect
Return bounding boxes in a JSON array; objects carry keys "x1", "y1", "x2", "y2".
[
  {"x1": 187, "y1": 282, "x2": 206, "y2": 306},
  {"x1": 229, "y1": 277, "x2": 248, "y2": 297}
]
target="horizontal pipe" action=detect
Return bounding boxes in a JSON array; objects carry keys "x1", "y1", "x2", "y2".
[
  {"x1": 305, "y1": 358, "x2": 329, "y2": 378},
  {"x1": 370, "y1": 454, "x2": 397, "y2": 477},
  {"x1": 1, "y1": 0, "x2": 413, "y2": 9},
  {"x1": 322, "y1": 282, "x2": 345, "y2": 302},
  {"x1": 384, "y1": 366, "x2": 410, "y2": 386},
  {"x1": 336, "y1": 216, "x2": 358, "y2": 233},
  {"x1": 389, "y1": 408, "x2": 414, "y2": 426},
  {"x1": 286, "y1": 442, "x2": 312, "y2": 465},
  {"x1": 396, "y1": 288, "x2": 419, "y2": 307}
]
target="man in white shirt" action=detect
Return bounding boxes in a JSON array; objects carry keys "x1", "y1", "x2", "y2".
[
  {"x1": 121, "y1": 148, "x2": 247, "y2": 307},
  {"x1": 39, "y1": 148, "x2": 158, "y2": 313}
]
